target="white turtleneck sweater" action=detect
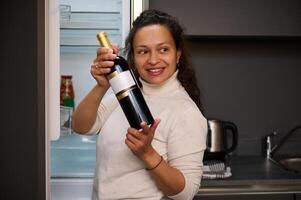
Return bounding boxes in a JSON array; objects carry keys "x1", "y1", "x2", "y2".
[{"x1": 88, "y1": 71, "x2": 207, "y2": 200}]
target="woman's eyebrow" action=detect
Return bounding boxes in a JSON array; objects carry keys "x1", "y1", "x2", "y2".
[
  {"x1": 135, "y1": 42, "x2": 171, "y2": 48},
  {"x1": 134, "y1": 45, "x2": 148, "y2": 48}
]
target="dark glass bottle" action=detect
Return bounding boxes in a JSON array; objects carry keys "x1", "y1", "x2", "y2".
[{"x1": 97, "y1": 32, "x2": 154, "y2": 129}]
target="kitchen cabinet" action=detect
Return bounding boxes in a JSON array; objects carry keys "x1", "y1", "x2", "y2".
[{"x1": 149, "y1": 0, "x2": 301, "y2": 37}]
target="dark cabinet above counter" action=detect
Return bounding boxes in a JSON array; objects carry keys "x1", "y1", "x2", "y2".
[{"x1": 149, "y1": 0, "x2": 301, "y2": 37}]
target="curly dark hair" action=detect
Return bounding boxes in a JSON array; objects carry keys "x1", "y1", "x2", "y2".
[{"x1": 124, "y1": 9, "x2": 203, "y2": 112}]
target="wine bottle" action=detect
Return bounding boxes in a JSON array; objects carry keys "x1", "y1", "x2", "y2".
[{"x1": 96, "y1": 32, "x2": 154, "y2": 129}]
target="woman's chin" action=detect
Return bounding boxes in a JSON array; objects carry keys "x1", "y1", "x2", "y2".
[
  {"x1": 145, "y1": 76, "x2": 168, "y2": 85},
  {"x1": 142, "y1": 70, "x2": 176, "y2": 84}
]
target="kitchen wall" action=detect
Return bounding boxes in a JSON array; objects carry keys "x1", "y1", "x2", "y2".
[{"x1": 187, "y1": 38, "x2": 301, "y2": 156}]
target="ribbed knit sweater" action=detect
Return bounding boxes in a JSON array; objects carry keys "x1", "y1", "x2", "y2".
[{"x1": 88, "y1": 71, "x2": 207, "y2": 200}]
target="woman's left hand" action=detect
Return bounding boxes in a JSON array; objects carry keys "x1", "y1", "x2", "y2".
[{"x1": 125, "y1": 118, "x2": 161, "y2": 161}]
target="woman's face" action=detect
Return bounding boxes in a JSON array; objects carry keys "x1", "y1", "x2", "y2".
[{"x1": 133, "y1": 24, "x2": 181, "y2": 84}]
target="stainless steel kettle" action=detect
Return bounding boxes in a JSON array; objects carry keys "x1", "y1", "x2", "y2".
[{"x1": 204, "y1": 119, "x2": 238, "y2": 160}]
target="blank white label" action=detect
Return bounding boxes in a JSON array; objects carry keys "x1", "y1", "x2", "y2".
[{"x1": 109, "y1": 71, "x2": 136, "y2": 94}]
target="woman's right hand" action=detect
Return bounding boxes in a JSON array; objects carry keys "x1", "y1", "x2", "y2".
[{"x1": 90, "y1": 45, "x2": 118, "y2": 88}]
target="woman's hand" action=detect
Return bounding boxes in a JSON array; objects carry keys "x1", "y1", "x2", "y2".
[
  {"x1": 125, "y1": 118, "x2": 161, "y2": 162},
  {"x1": 90, "y1": 45, "x2": 118, "y2": 88}
]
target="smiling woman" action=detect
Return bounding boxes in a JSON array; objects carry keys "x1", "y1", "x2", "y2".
[
  {"x1": 125, "y1": 10, "x2": 203, "y2": 111},
  {"x1": 133, "y1": 24, "x2": 181, "y2": 84},
  {"x1": 72, "y1": 9, "x2": 207, "y2": 200}
]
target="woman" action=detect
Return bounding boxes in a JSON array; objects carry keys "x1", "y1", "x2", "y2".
[{"x1": 72, "y1": 9, "x2": 207, "y2": 200}]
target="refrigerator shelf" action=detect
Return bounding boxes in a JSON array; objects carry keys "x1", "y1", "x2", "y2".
[
  {"x1": 60, "y1": 30, "x2": 122, "y2": 46},
  {"x1": 60, "y1": 45, "x2": 99, "y2": 53},
  {"x1": 60, "y1": 10, "x2": 122, "y2": 51},
  {"x1": 60, "y1": 11, "x2": 121, "y2": 30},
  {"x1": 60, "y1": 27, "x2": 119, "y2": 30}
]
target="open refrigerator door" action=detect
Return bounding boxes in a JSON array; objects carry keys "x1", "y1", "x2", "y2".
[{"x1": 46, "y1": 0, "x2": 60, "y2": 141}]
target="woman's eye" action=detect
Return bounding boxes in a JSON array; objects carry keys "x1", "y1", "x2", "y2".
[
  {"x1": 137, "y1": 50, "x2": 147, "y2": 55},
  {"x1": 160, "y1": 48, "x2": 168, "y2": 53}
]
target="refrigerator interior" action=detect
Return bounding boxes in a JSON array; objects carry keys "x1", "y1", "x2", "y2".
[
  {"x1": 60, "y1": 0, "x2": 127, "y2": 105},
  {"x1": 51, "y1": 0, "x2": 130, "y2": 199},
  {"x1": 49, "y1": 0, "x2": 149, "y2": 198}
]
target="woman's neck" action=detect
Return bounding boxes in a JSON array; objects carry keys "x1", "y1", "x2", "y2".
[{"x1": 139, "y1": 70, "x2": 183, "y2": 96}]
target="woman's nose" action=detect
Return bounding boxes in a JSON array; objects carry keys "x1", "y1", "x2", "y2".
[{"x1": 148, "y1": 52, "x2": 159, "y2": 65}]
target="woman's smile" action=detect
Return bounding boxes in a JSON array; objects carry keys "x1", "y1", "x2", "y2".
[{"x1": 146, "y1": 67, "x2": 165, "y2": 76}]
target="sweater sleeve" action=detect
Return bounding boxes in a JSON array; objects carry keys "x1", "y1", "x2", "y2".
[
  {"x1": 167, "y1": 105, "x2": 207, "y2": 200},
  {"x1": 86, "y1": 93, "x2": 118, "y2": 134},
  {"x1": 167, "y1": 152, "x2": 205, "y2": 200}
]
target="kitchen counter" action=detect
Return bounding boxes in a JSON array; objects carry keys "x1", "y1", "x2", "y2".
[
  {"x1": 51, "y1": 134, "x2": 301, "y2": 196},
  {"x1": 198, "y1": 156, "x2": 301, "y2": 196}
]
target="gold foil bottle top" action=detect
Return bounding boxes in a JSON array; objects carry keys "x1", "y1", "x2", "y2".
[{"x1": 97, "y1": 32, "x2": 112, "y2": 49}]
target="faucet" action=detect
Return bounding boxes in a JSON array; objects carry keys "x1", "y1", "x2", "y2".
[
  {"x1": 265, "y1": 125, "x2": 301, "y2": 159},
  {"x1": 264, "y1": 131, "x2": 277, "y2": 158}
]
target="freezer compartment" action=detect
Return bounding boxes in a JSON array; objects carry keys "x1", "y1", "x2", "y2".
[
  {"x1": 51, "y1": 178, "x2": 93, "y2": 200},
  {"x1": 51, "y1": 134, "x2": 96, "y2": 178}
]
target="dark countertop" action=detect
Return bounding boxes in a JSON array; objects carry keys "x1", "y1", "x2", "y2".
[{"x1": 198, "y1": 156, "x2": 301, "y2": 196}]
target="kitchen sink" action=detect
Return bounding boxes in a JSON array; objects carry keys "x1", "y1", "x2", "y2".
[
  {"x1": 278, "y1": 157, "x2": 301, "y2": 173},
  {"x1": 264, "y1": 125, "x2": 301, "y2": 174}
]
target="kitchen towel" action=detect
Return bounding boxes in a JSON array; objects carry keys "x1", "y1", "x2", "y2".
[{"x1": 202, "y1": 160, "x2": 232, "y2": 179}]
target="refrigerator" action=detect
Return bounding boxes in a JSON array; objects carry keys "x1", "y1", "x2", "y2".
[{"x1": 45, "y1": 0, "x2": 149, "y2": 199}]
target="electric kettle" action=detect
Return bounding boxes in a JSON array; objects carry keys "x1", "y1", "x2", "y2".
[{"x1": 204, "y1": 119, "x2": 238, "y2": 160}]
